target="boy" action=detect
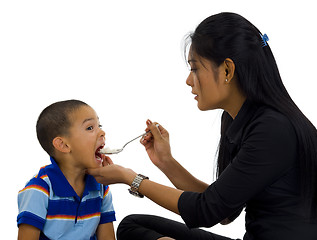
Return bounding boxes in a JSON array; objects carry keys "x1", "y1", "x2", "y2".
[{"x1": 17, "y1": 100, "x2": 116, "y2": 240}]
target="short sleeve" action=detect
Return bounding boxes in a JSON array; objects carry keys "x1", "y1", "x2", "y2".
[
  {"x1": 17, "y1": 177, "x2": 49, "y2": 230},
  {"x1": 99, "y1": 185, "x2": 116, "y2": 224}
]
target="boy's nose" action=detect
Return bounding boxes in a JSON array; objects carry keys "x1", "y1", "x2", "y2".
[{"x1": 100, "y1": 129, "x2": 105, "y2": 138}]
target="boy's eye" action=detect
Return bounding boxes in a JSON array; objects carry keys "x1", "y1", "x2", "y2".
[{"x1": 86, "y1": 126, "x2": 93, "y2": 130}]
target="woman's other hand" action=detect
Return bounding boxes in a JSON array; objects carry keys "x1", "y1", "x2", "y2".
[
  {"x1": 141, "y1": 120, "x2": 173, "y2": 170},
  {"x1": 87, "y1": 163, "x2": 136, "y2": 186},
  {"x1": 102, "y1": 155, "x2": 114, "y2": 166}
]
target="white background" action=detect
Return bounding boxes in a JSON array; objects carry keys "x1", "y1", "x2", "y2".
[{"x1": 1, "y1": 0, "x2": 316, "y2": 238}]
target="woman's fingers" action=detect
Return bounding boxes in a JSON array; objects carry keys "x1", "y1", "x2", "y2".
[
  {"x1": 87, "y1": 164, "x2": 136, "y2": 185},
  {"x1": 102, "y1": 155, "x2": 113, "y2": 166},
  {"x1": 146, "y1": 119, "x2": 162, "y2": 140},
  {"x1": 86, "y1": 167, "x2": 101, "y2": 177},
  {"x1": 140, "y1": 120, "x2": 159, "y2": 145}
]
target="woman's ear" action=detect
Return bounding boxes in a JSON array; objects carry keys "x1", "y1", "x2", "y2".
[
  {"x1": 52, "y1": 137, "x2": 71, "y2": 153},
  {"x1": 224, "y1": 58, "x2": 235, "y2": 83}
]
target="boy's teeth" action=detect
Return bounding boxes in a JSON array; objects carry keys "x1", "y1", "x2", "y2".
[{"x1": 97, "y1": 155, "x2": 103, "y2": 161}]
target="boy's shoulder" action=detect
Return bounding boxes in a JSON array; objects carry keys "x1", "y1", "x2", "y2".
[
  {"x1": 35, "y1": 164, "x2": 50, "y2": 178},
  {"x1": 19, "y1": 165, "x2": 52, "y2": 196}
]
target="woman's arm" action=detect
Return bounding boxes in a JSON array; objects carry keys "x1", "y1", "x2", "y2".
[
  {"x1": 96, "y1": 222, "x2": 115, "y2": 240},
  {"x1": 87, "y1": 164, "x2": 183, "y2": 214},
  {"x1": 141, "y1": 120, "x2": 208, "y2": 192},
  {"x1": 18, "y1": 224, "x2": 40, "y2": 240},
  {"x1": 87, "y1": 120, "x2": 208, "y2": 217},
  {"x1": 138, "y1": 179, "x2": 183, "y2": 214}
]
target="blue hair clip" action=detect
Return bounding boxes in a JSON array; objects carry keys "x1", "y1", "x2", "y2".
[{"x1": 261, "y1": 33, "x2": 269, "y2": 47}]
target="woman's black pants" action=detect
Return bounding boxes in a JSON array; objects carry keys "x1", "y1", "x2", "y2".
[{"x1": 117, "y1": 214, "x2": 240, "y2": 240}]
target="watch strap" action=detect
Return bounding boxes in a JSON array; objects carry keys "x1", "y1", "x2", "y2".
[{"x1": 128, "y1": 174, "x2": 149, "y2": 198}]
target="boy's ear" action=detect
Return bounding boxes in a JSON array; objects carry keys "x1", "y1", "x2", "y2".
[{"x1": 52, "y1": 137, "x2": 71, "y2": 153}]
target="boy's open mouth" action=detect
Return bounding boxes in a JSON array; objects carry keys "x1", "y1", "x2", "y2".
[{"x1": 95, "y1": 145, "x2": 104, "y2": 162}]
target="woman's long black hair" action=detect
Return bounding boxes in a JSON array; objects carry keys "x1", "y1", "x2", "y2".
[{"x1": 186, "y1": 12, "x2": 317, "y2": 218}]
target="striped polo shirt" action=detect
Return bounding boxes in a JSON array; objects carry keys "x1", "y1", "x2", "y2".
[{"x1": 17, "y1": 157, "x2": 116, "y2": 240}]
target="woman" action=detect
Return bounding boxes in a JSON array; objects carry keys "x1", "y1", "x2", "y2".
[{"x1": 88, "y1": 12, "x2": 317, "y2": 240}]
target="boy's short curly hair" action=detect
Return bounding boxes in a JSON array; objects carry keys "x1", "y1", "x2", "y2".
[{"x1": 36, "y1": 99, "x2": 88, "y2": 157}]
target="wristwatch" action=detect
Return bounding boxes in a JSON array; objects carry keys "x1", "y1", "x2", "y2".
[{"x1": 128, "y1": 174, "x2": 149, "y2": 198}]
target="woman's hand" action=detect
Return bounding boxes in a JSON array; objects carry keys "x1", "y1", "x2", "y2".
[
  {"x1": 102, "y1": 155, "x2": 114, "y2": 165},
  {"x1": 87, "y1": 156, "x2": 136, "y2": 186},
  {"x1": 88, "y1": 153, "x2": 183, "y2": 216},
  {"x1": 141, "y1": 120, "x2": 173, "y2": 170},
  {"x1": 141, "y1": 120, "x2": 208, "y2": 192}
]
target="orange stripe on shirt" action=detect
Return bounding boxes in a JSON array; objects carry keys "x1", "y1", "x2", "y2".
[
  {"x1": 46, "y1": 215, "x2": 76, "y2": 220},
  {"x1": 19, "y1": 184, "x2": 49, "y2": 196},
  {"x1": 103, "y1": 186, "x2": 110, "y2": 198},
  {"x1": 47, "y1": 213, "x2": 100, "y2": 221},
  {"x1": 39, "y1": 165, "x2": 48, "y2": 170},
  {"x1": 78, "y1": 212, "x2": 100, "y2": 220},
  {"x1": 34, "y1": 165, "x2": 48, "y2": 178},
  {"x1": 39, "y1": 174, "x2": 48, "y2": 179}
]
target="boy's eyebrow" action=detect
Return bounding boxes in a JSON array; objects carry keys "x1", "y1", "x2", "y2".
[
  {"x1": 82, "y1": 118, "x2": 95, "y2": 125},
  {"x1": 82, "y1": 116, "x2": 100, "y2": 125}
]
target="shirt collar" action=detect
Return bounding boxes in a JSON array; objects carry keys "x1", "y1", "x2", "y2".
[
  {"x1": 226, "y1": 99, "x2": 259, "y2": 144},
  {"x1": 45, "y1": 157, "x2": 101, "y2": 198}
]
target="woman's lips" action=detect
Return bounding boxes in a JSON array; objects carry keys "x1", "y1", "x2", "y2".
[{"x1": 192, "y1": 92, "x2": 198, "y2": 100}]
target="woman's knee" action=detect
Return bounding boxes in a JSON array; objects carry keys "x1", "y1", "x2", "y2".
[
  {"x1": 117, "y1": 214, "x2": 142, "y2": 239},
  {"x1": 117, "y1": 214, "x2": 167, "y2": 240},
  {"x1": 119, "y1": 214, "x2": 139, "y2": 224}
]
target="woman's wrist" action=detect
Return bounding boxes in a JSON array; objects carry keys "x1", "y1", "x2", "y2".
[
  {"x1": 121, "y1": 167, "x2": 137, "y2": 186},
  {"x1": 157, "y1": 156, "x2": 176, "y2": 173}
]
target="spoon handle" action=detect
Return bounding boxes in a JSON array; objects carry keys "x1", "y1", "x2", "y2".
[
  {"x1": 121, "y1": 130, "x2": 151, "y2": 149},
  {"x1": 122, "y1": 123, "x2": 159, "y2": 149}
]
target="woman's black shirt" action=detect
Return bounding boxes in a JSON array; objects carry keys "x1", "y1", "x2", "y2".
[{"x1": 178, "y1": 100, "x2": 317, "y2": 240}]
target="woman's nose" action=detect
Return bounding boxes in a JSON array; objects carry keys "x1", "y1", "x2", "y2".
[{"x1": 186, "y1": 73, "x2": 193, "y2": 87}]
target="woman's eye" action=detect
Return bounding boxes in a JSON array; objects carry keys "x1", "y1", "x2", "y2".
[
  {"x1": 99, "y1": 124, "x2": 103, "y2": 129},
  {"x1": 190, "y1": 68, "x2": 197, "y2": 73},
  {"x1": 87, "y1": 126, "x2": 93, "y2": 130}
]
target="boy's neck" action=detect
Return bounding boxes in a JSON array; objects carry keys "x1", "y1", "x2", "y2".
[{"x1": 55, "y1": 158, "x2": 86, "y2": 198}]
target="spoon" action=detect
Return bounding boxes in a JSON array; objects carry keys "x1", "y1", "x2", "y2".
[{"x1": 99, "y1": 124, "x2": 159, "y2": 155}]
